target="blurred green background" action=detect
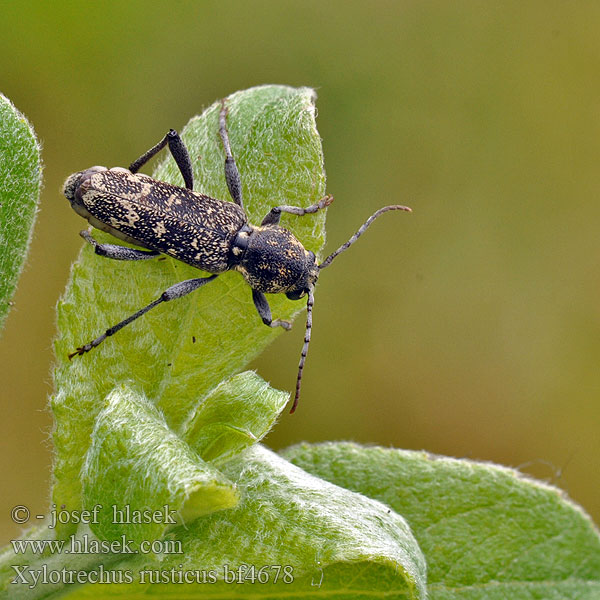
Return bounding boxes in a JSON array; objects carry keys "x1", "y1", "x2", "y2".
[{"x1": 1, "y1": 1, "x2": 599, "y2": 544}]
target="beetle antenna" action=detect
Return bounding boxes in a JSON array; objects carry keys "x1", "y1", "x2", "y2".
[
  {"x1": 318, "y1": 205, "x2": 411, "y2": 270},
  {"x1": 290, "y1": 287, "x2": 315, "y2": 414}
]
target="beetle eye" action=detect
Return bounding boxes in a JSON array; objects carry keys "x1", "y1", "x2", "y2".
[{"x1": 286, "y1": 289, "x2": 306, "y2": 301}]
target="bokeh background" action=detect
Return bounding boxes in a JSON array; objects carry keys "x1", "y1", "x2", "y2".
[{"x1": 1, "y1": 1, "x2": 599, "y2": 543}]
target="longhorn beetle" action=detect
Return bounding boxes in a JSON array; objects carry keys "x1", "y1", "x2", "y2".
[{"x1": 64, "y1": 99, "x2": 411, "y2": 413}]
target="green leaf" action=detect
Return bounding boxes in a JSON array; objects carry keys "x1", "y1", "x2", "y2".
[
  {"x1": 10, "y1": 446, "x2": 425, "y2": 599},
  {"x1": 0, "y1": 94, "x2": 42, "y2": 331},
  {"x1": 183, "y1": 370, "x2": 290, "y2": 464},
  {"x1": 52, "y1": 85, "x2": 327, "y2": 536},
  {"x1": 164, "y1": 445, "x2": 426, "y2": 596},
  {"x1": 81, "y1": 384, "x2": 239, "y2": 545},
  {"x1": 4, "y1": 87, "x2": 431, "y2": 598},
  {"x1": 283, "y1": 442, "x2": 600, "y2": 599}
]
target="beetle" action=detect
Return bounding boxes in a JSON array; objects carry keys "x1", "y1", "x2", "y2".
[{"x1": 63, "y1": 99, "x2": 411, "y2": 412}]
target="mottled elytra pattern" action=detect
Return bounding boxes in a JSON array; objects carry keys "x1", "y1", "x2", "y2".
[
  {"x1": 64, "y1": 98, "x2": 411, "y2": 412},
  {"x1": 79, "y1": 170, "x2": 247, "y2": 273}
]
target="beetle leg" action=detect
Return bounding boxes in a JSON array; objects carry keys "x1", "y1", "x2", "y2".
[
  {"x1": 218, "y1": 99, "x2": 244, "y2": 209},
  {"x1": 252, "y1": 289, "x2": 292, "y2": 330},
  {"x1": 68, "y1": 275, "x2": 218, "y2": 358},
  {"x1": 129, "y1": 129, "x2": 194, "y2": 190},
  {"x1": 261, "y1": 194, "x2": 334, "y2": 226},
  {"x1": 79, "y1": 230, "x2": 159, "y2": 261}
]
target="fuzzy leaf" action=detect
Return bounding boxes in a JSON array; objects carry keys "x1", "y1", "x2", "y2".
[
  {"x1": 81, "y1": 384, "x2": 239, "y2": 545},
  {"x1": 52, "y1": 85, "x2": 327, "y2": 536},
  {"x1": 12, "y1": 446, "x2": 426, "y2": 599},
  {"x1": 183, "y1": 370, "x2": 290, "y2": 463},
  {"x1": 0, "y1": 94, "x2": 41, "y2": 331},
  {"x1": 283, "y1": 442, "x2": 600, "y2": 599},
  {"x1": 160, "y1": 445, "x2": 427, "y2": 597}
]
